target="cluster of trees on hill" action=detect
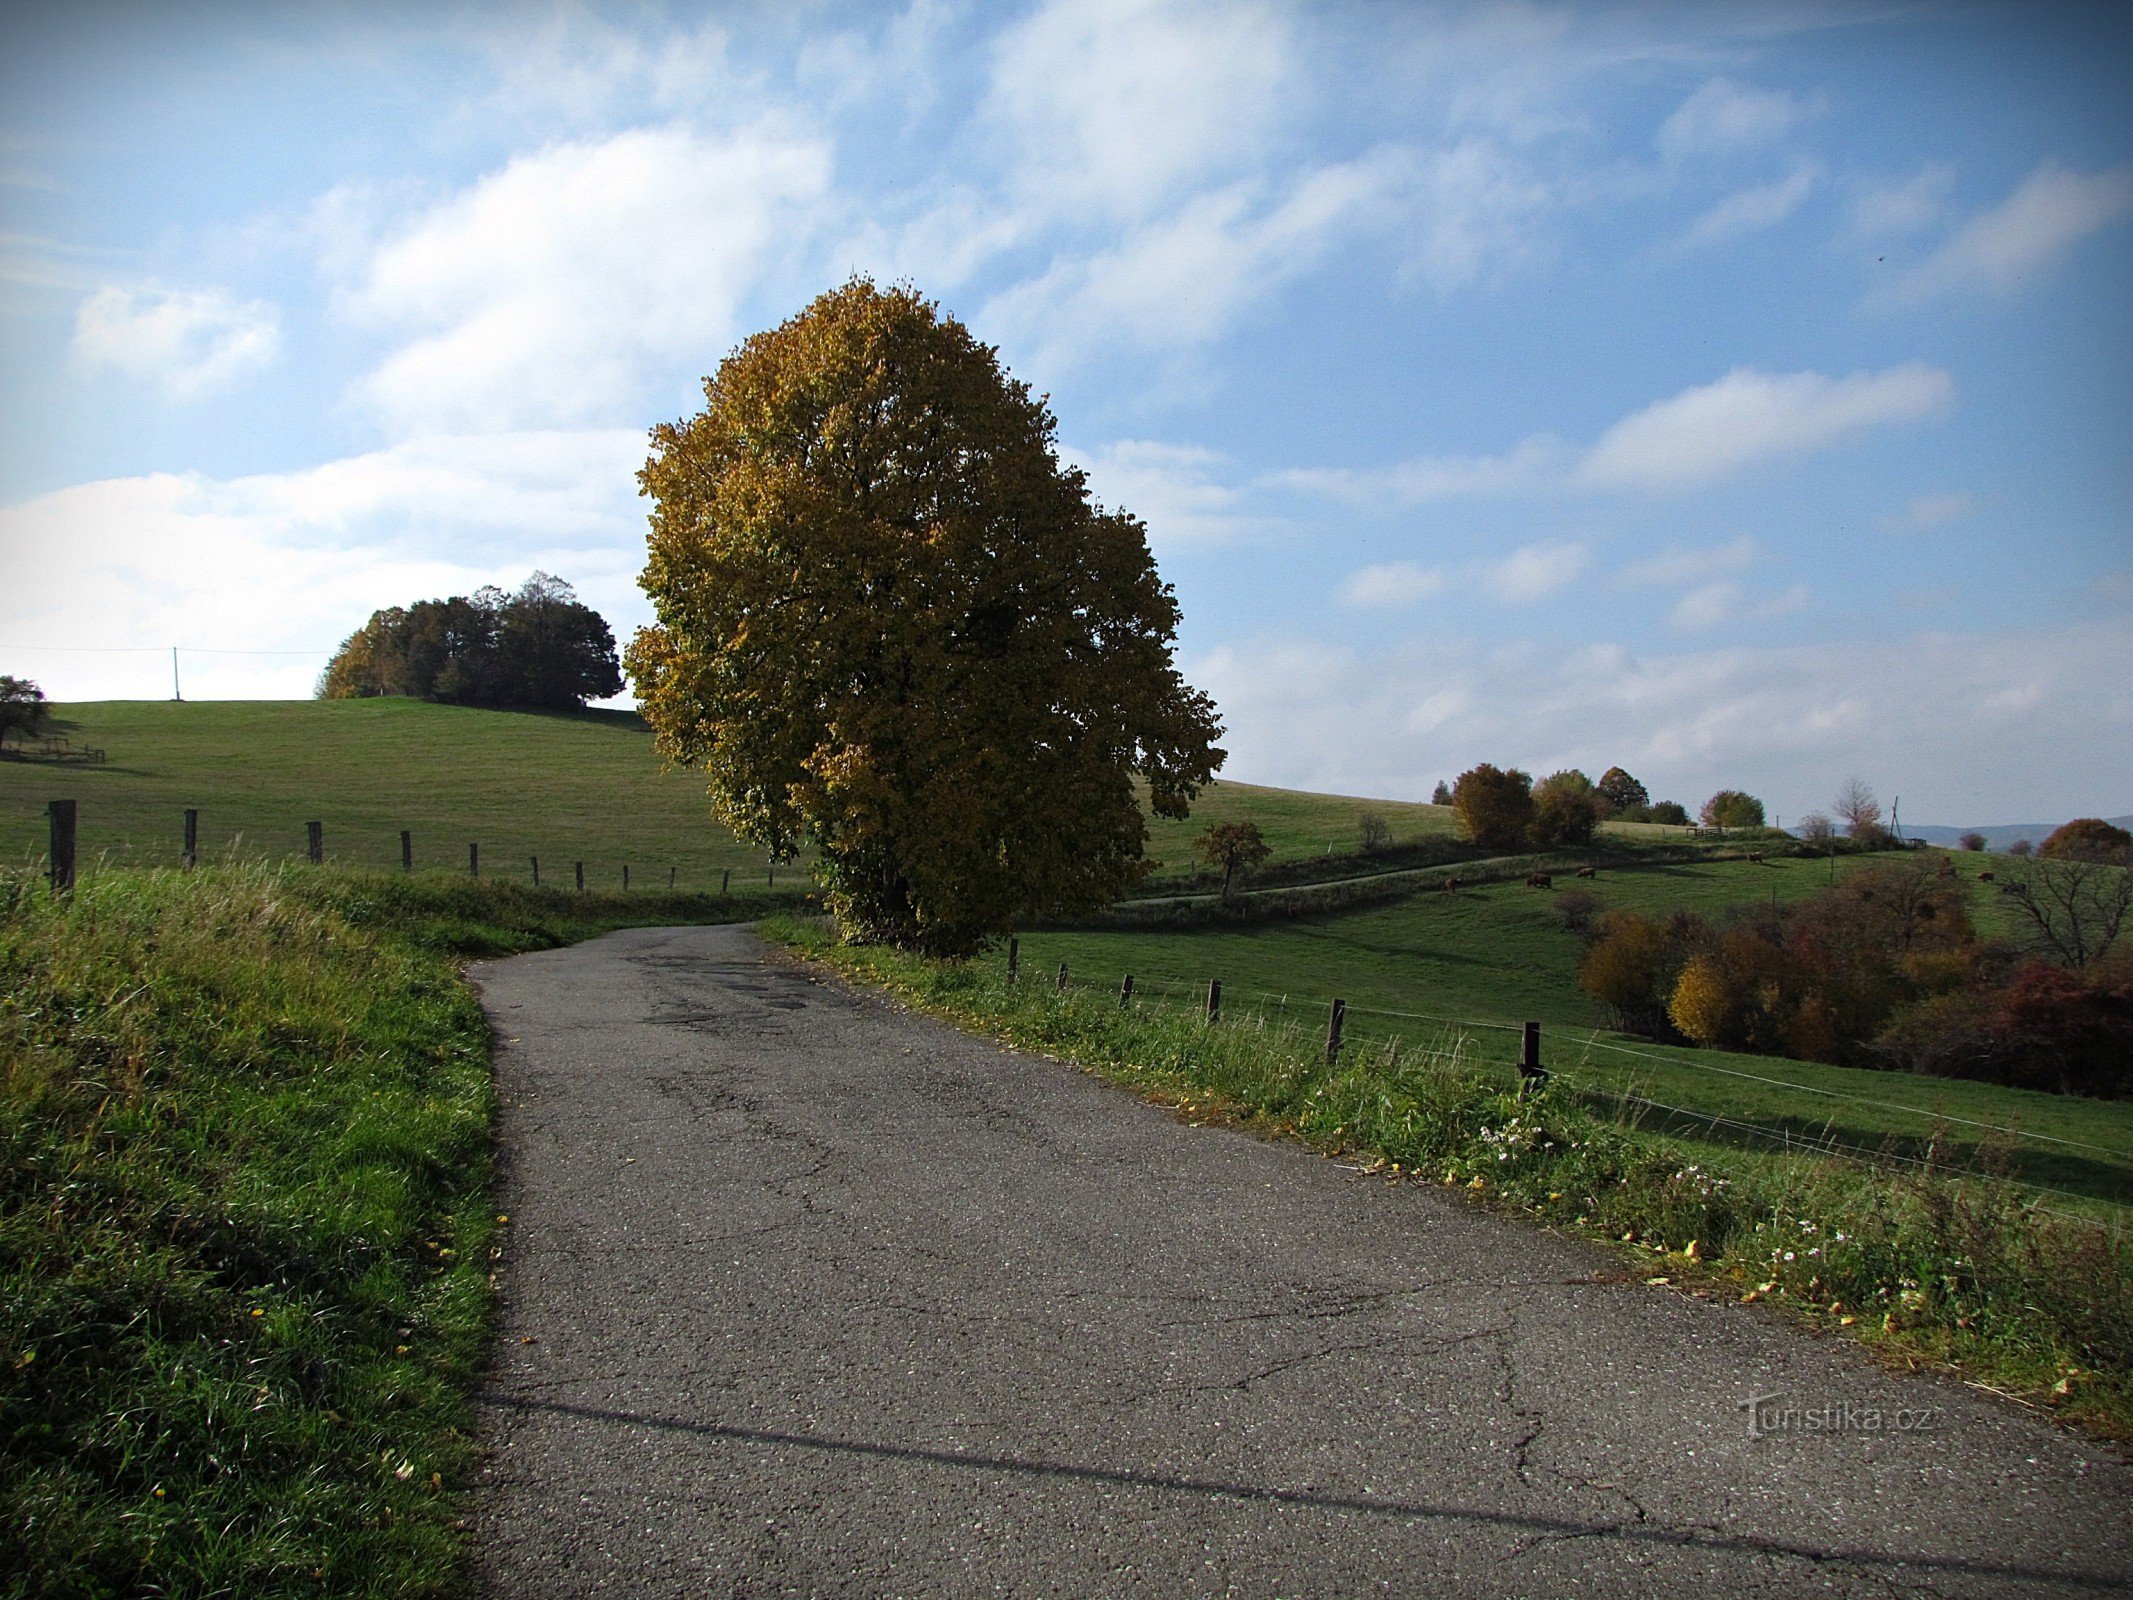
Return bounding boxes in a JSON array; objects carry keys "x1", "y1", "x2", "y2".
[
  {"x1": 318, "y1": 574, "x2": 622, "y2": 711},
  {"x1": 1576, "y1": 820, "x2": 2133, "y2": 1097},
  {"x1": 1438, "y1": 763, "x2": 1748, "y2": 850}
]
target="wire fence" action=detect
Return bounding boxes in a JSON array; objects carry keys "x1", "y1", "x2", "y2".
[{"x1": 1014, "y1": 944, "x2": 2131, "y2": 1226}]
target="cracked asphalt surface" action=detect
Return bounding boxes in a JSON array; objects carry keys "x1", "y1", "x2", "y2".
[{"x1": 469, "y1": 924, "x2": 2130, "y2": 1598}]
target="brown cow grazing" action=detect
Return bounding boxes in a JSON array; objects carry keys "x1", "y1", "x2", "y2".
[
  {"x1": 1575, "y1": 865, "x2": 1597, "y2": 879},
  {"x1": 1979, "y1": 870, "x2": 1995, "y2": 882},
  {"x1": 1443, "y1": 876, "x2": 1461, "y2": 893},
  {"x1": 1526, "y1": 872, "x2": 1553, "y2": 890},
  {"x1": 1747, "y1": 851, "x2": 1765, "y2": 864}
]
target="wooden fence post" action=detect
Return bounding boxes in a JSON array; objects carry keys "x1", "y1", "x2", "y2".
[
  {"x1": 623, "y1": 864, "x2": 631, "y2": 891},
  {"x1": 1006, "y1": 936, "x2": 1019, "y2": 984},
  {"x1": 468, "y1": 843, "x2": 479, "y2": 877},
  {"x1": 1056, "y1": 961, "x2": 1069, "y2": 992},
  {"x1": 531, "y1": 856, "x2": 540, "y2": 886},
  {"x1": 1325, "y1": 998, "x2": 1346, "y2": 1066},
  {"x1": 307, "y1": 821, "x2": 323, "y2": 864},
  {"x1": 1519, "y1": 1021, "x2": 1548, "y2": 1092},
  {"x1": 668, "y1": 866, "x2": 676, "y2": 889},
  {"x1": 1119, "y1": 974, "x2": 1134, "y2": 1008},
  {"x1": 574, "y1": 861, "x2": 584, "y2": 892},
  {"x1": 183, "y1": 808, "x2": 197, "y2": 870},
  {"x1": 768, "y1": 865, "x2": 775, "y2": 888},
  {"x1": 721, "y1": 867, "x2": 730, "y2": 895},
  {"x1": 48, "y1": 799, "x2": 76, "y2": 896},
  {"x1": 400, "y1": 830, "x2": 412, "y2": 872},
  {"x1": 1206, "y1": 978, "x2": 1222, "y2": 1024}
]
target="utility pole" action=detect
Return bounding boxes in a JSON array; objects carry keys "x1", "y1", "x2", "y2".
[{"x1": 171, "y1": 647, "x2": 182, "y2": 702}]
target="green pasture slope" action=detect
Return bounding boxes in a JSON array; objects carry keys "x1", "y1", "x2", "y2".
[
  {"x1": 2, "y1": 701, "x2": 1501, "y2": 885},
  {"x1": 1010, "y1": 851, "x2": 2133, "y2": 1214},
  {"x1": 0, "y1": 700, "x2": 785, "y2": 888}
]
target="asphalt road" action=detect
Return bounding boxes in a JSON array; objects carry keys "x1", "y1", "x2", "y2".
[{"x1": 469, "y1": 924, "x2": 2129, "y2": 1598}]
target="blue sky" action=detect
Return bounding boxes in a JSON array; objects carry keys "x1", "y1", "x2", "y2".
[{"x1": 2, "y1": 0, "x2": 2128, "y2": 825}]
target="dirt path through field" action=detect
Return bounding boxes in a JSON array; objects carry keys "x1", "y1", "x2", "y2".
[{"x1": 469, "y1": 923, "x2": 2128, "y2": 1598}]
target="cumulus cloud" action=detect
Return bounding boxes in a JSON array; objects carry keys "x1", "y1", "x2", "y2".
[
  {"x1": 1894, "y1": 161, "x2": 2133, "y2": 301},
  {"x1": 1191, "y1": 618, "x2": 2133, "y2": 822},
  {"x1": 1576, "y1": 363, "x2": 1953, "y2": 492},
  {"x1": 1266, "y1": 435, "x2": 1565, "y2": 510},
  {"x1": 1484, "y1": 541, "x2": 1587, "y2": 602},
  {"x1": 1677, "y1": 163, "x2": 1817, "y2": 249},
  {"x1": 72, "y1": 284, "x2": 280, "y2": 397},
  {"x1": 1669, "y1": 579, "x2": 1808, "y2": 632},
  {"x1": 1657, "y1": 77, "x2": 1813, "y2": 160},
  {"x1": 344, "y1": 123, "x2": 831, "y2": 432},
  {"x1": 981, "y1": 149, "x2": 1404, "y2": 369},
  {"x1": 982, "y1": 0, "x2": 1291, "y2": 227},
  {"x1": 1395, "y1": 137, "x2": 1553, "y2": 294},
  {"x1": 1879, "y1": 490, "x2": 1978, "y2": 533},
  {"x1": 1844, "y1": 163, "x2": 1954, "y2": 245},
  {"x1": 1271, "y1": 365, "x2": 1950, "y2": 511},
  {"x1": 1068, "y1": 438, "x2": 1259, "y2": 547},
  {"x1": 0, "y1": 433, "x2": 653, "y2": 700},
  {"x1": 1338, "y1": 561, "x2": 1447, "y2": 608},
  {"x1": 1617, "y1": 534, "x2": 1761, "y2": 588}
]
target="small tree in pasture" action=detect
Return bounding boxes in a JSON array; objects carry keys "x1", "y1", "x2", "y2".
[
  {"x1": 1958, "y1": 831, "x2": 1987, "y2": 852},
  {"x1": 1198, "y1": 819, "x2": 1272, "y2": 904},
  {"x1": 0, "y1": 675, "x2": 51, "y2": 750},
  {"x1": 1700, "y1": 789, "x2": 1766, "y2": 830},
  {"x1": 1797, "y1": 812, "x2": 1836, "y2": 848},
  {"x1": 2040, "y1": 818, "x2": 2133, "y2": 863},
  {"x1": 1595, "y1": 766, "x2": 1648, "y2": 815},
  {"x1": 1531, "y1": 769, "x2": 1601, "y2": 846},
  {"x1": 1451, "y1": 764, "x2": 1535, "y2": 850},
  {"x1": 1357, "y1": 810, "x2": 1393, "y2": 855},
  {"x1": 1430, "y1": 780, "x2": 1452, "y2": 806},
  {"x1": 1833, "y1": 777, "x2": 1882, "y2": 839}
]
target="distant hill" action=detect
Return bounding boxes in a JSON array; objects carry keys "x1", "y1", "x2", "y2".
[{"x1": 1899, "y1": 816, "x2": 2133, "y2": 850}]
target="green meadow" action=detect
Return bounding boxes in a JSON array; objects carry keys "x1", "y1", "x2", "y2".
[{"x1": 1008, "y1": 850, "x2": 2133, "y2": 1213}]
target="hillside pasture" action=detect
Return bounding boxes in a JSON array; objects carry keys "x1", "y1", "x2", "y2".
[{"x1": 1007, "y1": 851, "x2": 2133, "y2": 1214}]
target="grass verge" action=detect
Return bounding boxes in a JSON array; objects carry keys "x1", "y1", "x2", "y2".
[
  {"x1": 2, "y1": 864, "x2": 794, "y2": 1598},
  {"x1": 765, "y1": 914, "x2": 2133, "y2": 1440}
]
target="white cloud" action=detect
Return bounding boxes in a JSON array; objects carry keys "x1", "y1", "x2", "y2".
[
  {"x1": 981, "y1": 150, "x2": 1403, "y2": 368},
  {"x1": 345, "y1": 123, "x2": 831, "y2": 432},
  {"x1": 1577, "y1": 363, "x2": 1953, "y2": 492},
  {"x1": 1895, "y1": 161, "x2": 2133, "y2": 301},
  {"x1": 1880, "y1": 490, "x2": 1977, "y2": 533},
  {"x1": 1068, "y1": 439, "x2": 1259, "y2": 547},
  {"x1": 1484, "y1": 541, "x2": 1587, "y2": 602},
  {"x1": 1395, "y1": 137, "x2": 1553, "y2": 294},
  {"x1": 1338, "y1": 562, "x2": 1448, "y2": 608},
  {"x1": 0, "y1": 433, "x2": 653, "y2": 701},
  {"x1": 982, "y1": 0, "x2": 1292, "y2": 226},
  {"x1": 1658, "y1": 77, "x2": 1813, "y2": 161},
  {"x1": 1618, "y1": 534, "x2": 1761, "y2": 587},
  {"x1": 72, "y1": 284, "x2": 280, "y2": 398},
  {"x1": 1678, "y1": 163, "x2": 1817, "y2": 249},
  {"x1": 1192, "y1": 617, "x2": 2133, "y2": 822},
  {"x1": 1669, "y1": 579, "x2": 1808, "y2": 632},
  {"x1": 1844, "y1": 163, "x2": 1954, "y2": 244},
  {"x1": 1274, "y1": 365, "x2": 1951, "y2": 511},
  {"x1": 1267, "y1": 435, "x2": 1564, "y2": 509}
]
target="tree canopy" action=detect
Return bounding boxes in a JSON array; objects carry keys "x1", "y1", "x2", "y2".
[
  {"x1": 1531, "y1": 769, "x2": 1601, "y2": 846},
  {"x1": 0, "y1": 675, "x2": 50, "y2": 750},
  {"x1": 627, "y1": 279, "x2": 1225, "y2": 955},
  {"x1": 1700, "y1": 789, "x2": 1766, "y2": 830},
  {"x1": 1450, "y1": 763, "x2": 1534, "y2": 850},
  {"x1": 1197, "y1": 819, "x2": 1271, "y2": 904},
  {"x1": 319, "y1": 574, "x2": 622, "y2": 710}
]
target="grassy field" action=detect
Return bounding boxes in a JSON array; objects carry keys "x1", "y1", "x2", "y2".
[
  {"x1": 1, "y1": 863, "x2": 784, "y2": 1597},
  {"x1": 1004, "y1": 851, "x2": 2133, "y2": 1212},
  {"x1": 2, "y1": 701, "x2": 1574, "y2": 888}
]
